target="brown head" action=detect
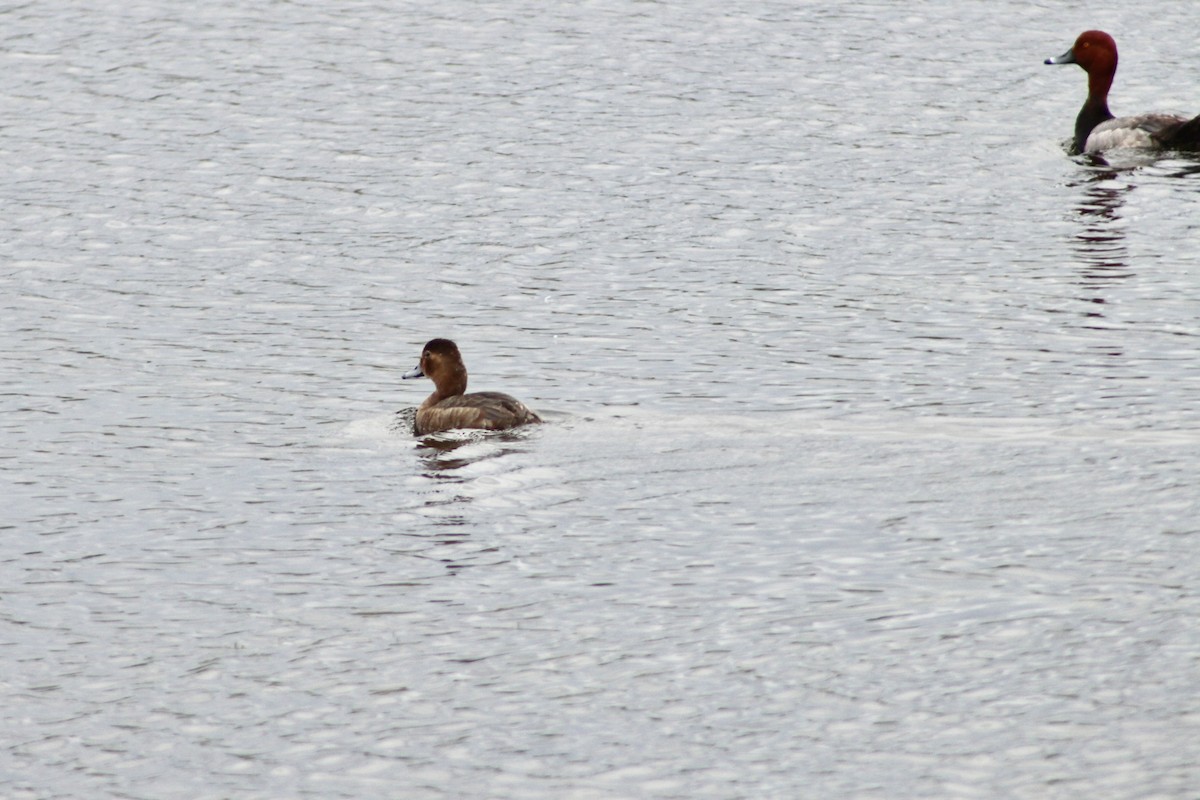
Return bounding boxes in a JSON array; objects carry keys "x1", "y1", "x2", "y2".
[
  {"x1": 1062, "y1": 31, "x2": 1117, "y2": 71},
  {"x1": 1046, "y1": 30, "x2": 1118, "y2": 94},
  {"x1": 402, "y1": 338, "x2": 468, "y2": 401}
]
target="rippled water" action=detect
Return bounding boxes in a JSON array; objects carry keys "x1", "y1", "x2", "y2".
[{"x1": 4, "y1": 1, "x2": 1199, "y2": 797}]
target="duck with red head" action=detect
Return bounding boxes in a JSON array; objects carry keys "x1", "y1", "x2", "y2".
[
  {"x1": 402, "y1": 338, "x2": 542, "y2": 435},
  {"x1": 1045, "y1": 30, "x2": 1200, "y2": 154}
]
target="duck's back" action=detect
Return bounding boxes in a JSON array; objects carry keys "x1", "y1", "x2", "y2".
[
  {"x1": 1086, "y1": 113, "x2": 1195, "y2": 152},
  {"x1": 415, "y1": 391, "x2": 542, "y2": 435}
]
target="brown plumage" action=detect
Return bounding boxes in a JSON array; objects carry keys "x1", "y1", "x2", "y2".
[{"x1": 402, "y1": 338, "x2": 542, "y2": 435}]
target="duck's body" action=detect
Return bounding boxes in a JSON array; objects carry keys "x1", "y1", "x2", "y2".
[
  {"x1": 1083, "y1": 113, "x2": 1200, "y2": 153},
  {"x1": 1045, "y1": 30, "x2": 1200, "y2": 155},
  {"x1": 402, "y1": 338, "x2": 541, "y2": 435}
]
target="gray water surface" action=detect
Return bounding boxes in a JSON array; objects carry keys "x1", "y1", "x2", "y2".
[{"x1": 3, "y1": 1, "x2": 1200, "y2": 798}]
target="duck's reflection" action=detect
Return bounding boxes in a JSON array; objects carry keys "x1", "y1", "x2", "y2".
[
  {"x1": 393, "y1": 406, "x2": 536, "y2": 473},
  {"x1": 1070, "y1": 164, "x2": 1133, "y2": 306},
  {"x1": 414, "y1": 430, "x2": 532, "y2": 472},
  {"x1": 1069, "y1": 155, "x2": 1200, "y2": 301},
  {"x1": 388, "y1": 407, "x2": 539, "y2": 571}
]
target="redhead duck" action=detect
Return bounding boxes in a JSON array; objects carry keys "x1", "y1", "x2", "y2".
[
  {"x1": 402, "y1": 338, "x2": 542, "y2": 435},
  {"x1": 1045, "y1": 30, "x2": 1200, "y2": 155}
]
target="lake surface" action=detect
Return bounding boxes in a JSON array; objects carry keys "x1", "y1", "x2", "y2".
[{"x1": 3, "y1": 1, "x2": 1199, "y2": 797}]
